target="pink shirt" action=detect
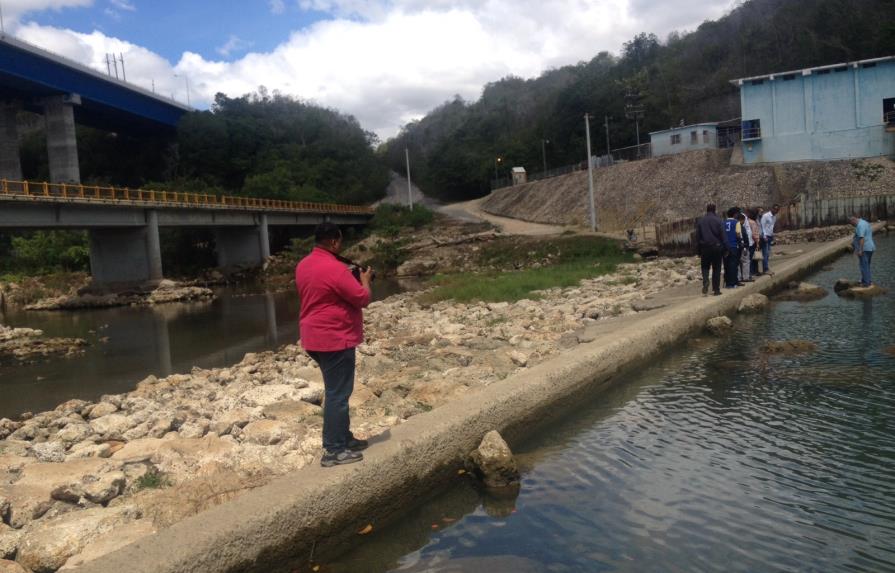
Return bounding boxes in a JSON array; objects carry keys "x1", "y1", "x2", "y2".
[{"x1": 295, "y1": 247, "x2": 370, "y2": 352}]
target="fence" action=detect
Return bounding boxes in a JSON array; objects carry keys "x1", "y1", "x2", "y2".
[
  {"x1": 0, "y1": 179, "x2": 374, "y2": 215},
  {"x1": 656, "y1": 194, "x2": 895, "y2": 256}
]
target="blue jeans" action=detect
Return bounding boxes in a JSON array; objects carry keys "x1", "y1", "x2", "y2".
[
  {"x1": 761, "y1": 238, "x2": 772, "y2": 272},
  {"x1": 859, "y1": 251, "x2": 874, "y2": 286},
  {"x1": 308, "y1": 347, "x2": 356, "y2": 452}
]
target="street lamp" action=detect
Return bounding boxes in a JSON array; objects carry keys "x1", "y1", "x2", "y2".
[
  {"x1": 494, "y1": 156, "x2": 503, "y2": 180},
  {"x1": 541, "y1": 139, "x2": 550, "y2": 174},
  {"x1": 174, "y1": 74, "x2": 191, "y2": 106}
]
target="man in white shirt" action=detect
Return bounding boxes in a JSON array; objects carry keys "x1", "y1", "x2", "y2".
[{"x1": 759, "y1": 204, "x2": 780, "y2": 274}]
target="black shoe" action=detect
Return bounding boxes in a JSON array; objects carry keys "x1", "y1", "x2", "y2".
[
  {"x1": 702, "y1": 284, "x2": 709, "y2": 295},
  {"x1": 321, "y1": 449, "x2": 363, "y2": 467},
  {"x1": 347, "y1": 437, "x2": 369, "y2": 451},
  {"x1": 713, "y1": 291, "x2": 722, "y2": 296}
]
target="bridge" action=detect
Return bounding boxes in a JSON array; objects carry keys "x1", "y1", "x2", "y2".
[
  {"x1": 0, "y1": 180, "x2": 373, "y2": 286},
  {"x1": 0, "y1": 33, "x2": 191, "y2": 183}
]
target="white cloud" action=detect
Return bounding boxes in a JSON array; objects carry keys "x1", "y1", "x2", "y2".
[
  {"x1": 269, "y1": 0, "x2": 286, "y2": 14},
  {"x1": 216, "y1": 34, "x2": 253, "y2": 57},
  {"x1": 11, "y1": 0, "x2": 738, "y2": 139},
  {"x1": 0, "y1": 0, "x2": 93, "y2": 26},
  {"x1": 109, "y1": 0, "x2": 135, "y2": 12}
]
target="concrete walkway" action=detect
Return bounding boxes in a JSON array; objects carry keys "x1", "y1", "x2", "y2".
[
  {"x1": 439, "y1": 197, "x2": 567, "y2": 236},
  {"x1": 81, "y1": 230, "x2": 881, "y2": 573}
]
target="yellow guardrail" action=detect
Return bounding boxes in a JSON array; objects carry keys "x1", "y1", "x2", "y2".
[{"x1": 0, "y1": 179, "x2": 375, "y2": 215}]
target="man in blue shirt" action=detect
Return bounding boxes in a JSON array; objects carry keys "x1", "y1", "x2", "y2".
[
  {"x1": 849, "y1": 215, "x2": 876, "y2": 286},
  {"x1": 722, "y1": 207, "x2": 742, "y2": 288}
]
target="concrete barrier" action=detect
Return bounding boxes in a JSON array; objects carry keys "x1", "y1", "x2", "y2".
[{"x1": 81, "y1": 229, "x2": 879, "y2": 573}]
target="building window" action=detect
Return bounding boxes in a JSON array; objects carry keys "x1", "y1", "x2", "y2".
[
  {"x1": 671, "y1": 134, "x2": 681, "y2": 145},
  {"x1": 690, "y1": 131, "x2": 698, "y2": 144},
  {"x1": 702, "y1": 130, "x2": 710, "y2": 144},
  {"x1": 885, "y1": 97, "x2": 895, "y2": 127},
  {"x1": 742, "y1": 119, "x2": 761, "y2": 140}
]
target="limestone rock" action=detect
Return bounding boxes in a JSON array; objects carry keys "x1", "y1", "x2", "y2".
[
  {"x1": 57, "y1": 519, "x2": 155, "y2": 571},
  {"x1": 210, "y1": 409, "x2": 255, "y2": 436},
  {"x1": 261, "y1": 400, "x2": 321, "y2": 421},
  {"x1": 177, "y1": 419, "x2": 209, "y2": 439},
  {"x1": 55, "y1": 423, "x2": 94, "y2": 445},
  {"x1": 238, "y1": 384, "x2": 307, "y2": 408},
  {"x1": 833, "y1": 278, "x2": 860, "y2": 293},
  {"x1": 631, "y1": 300, "x2": 667, "y2": 312},
  {"x1": 87, "y1": 403, "x2": 118, "y2": 420},
  {"x1": 468, "y1": 430, "x2": 520, "y2": 489},
  {"x1": 761, "y1": 340, "x2": 818, "y2": 354},
  {"x1": 88, "y1": 415, "x2": 133, "y2": 440},
  {"x1": 29, "y1": 443, "x2": 66, "y2": 464},
  {"x1": 51, "y1": 471, "x2": 125, "y2": 505},
  {"x1": 837, "y1": 284, "x2": 887, "y2": 299},
  {"x1": 507, "y1": 350, "x2": 528, "y2": 367},
  {"x1": 0, "y1": 525, "x2": 22, "y2": 559},
  {"x1": 16, "y1": 506, "x2": 135, "y2": 573},
  {"x1": 0, "y1": 560, "x2": 27, "y2": 573},
  {"x1": 705, "y1": 316, "x2": 733, "y2": 335},
  {"x1": 737, "y1": 293, "x2": 769, "y2": 314},
  {"x1": 241, "y1": 420, "x2": 292, "y2": 446},
  {"x1": 774, "y1": 282, "x2": 827, "y2": 302}
]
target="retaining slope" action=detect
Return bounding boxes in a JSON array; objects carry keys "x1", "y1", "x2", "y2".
[{"x1": 81, "y1": 231, "x2": 875, "y2": 573}]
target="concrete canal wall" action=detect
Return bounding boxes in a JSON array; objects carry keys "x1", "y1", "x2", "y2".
[{"x1": 80, "y1": 228, "x2": 884, "y2": 573}]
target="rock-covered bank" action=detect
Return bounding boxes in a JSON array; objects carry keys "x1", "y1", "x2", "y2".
[
  {"x1": 0, "y1": 255, "x2": 700, "y2": 572},
  {"x1": 0, "y1": 327, "x2": 86, "y2": 364}
]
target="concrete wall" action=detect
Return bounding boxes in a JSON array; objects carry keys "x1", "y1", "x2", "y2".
[
  {"x1": 741, "y1": 60, "x2": 895, "y2": 164},
  {"x1": 88, "y1": 210, "x2": 162, "y2": 285},
  {"x1": 0, "y1": 102, "x2": 22, "y2": 180},
  {"x1": 43, "y1": 95, "x2": 81, "y2": 183},
  {"x1": 650, "y1": 124, "x2": 718, "y2": 157}
]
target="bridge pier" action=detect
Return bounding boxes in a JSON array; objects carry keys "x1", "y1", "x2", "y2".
[
  {"x1": 215, "y1": 214, "x2": 270, "y2": 269},
  {"x1": 43, "y1": 94, "x2": 81, "y2": 184},
  {"x1": 88, "y1": 210, "x2": 163, "y2": 286},
  {"x1": 0, "y1": 101, "x2": 22, "y2": 180}
]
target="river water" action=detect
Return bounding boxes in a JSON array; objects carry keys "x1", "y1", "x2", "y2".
[
  {"x1": 322, "y1": 235, "x2": 895, "y2": 573},
  {"x1": 0, "y1": 280, "x2": 404, "y2": 419}
]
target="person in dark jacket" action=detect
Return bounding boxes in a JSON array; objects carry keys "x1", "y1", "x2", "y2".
[
  {"x1": 723, "y1": 207, "x2": 742, "y2": 288},
  {"x1": 695, "y1": 203, "x2": 725, "y2": 296}
]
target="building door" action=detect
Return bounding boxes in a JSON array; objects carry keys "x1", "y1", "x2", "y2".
[{"x1": 885, "y1": 97, "x2": 895, "y2": 127}]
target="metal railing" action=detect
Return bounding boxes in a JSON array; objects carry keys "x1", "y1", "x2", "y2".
[
  {"x1": 741, "y1": 126, "x2": 762, "y2": 140},
  {"x1": 0, "y1": 179, "x2": 374, "y2": 215}
]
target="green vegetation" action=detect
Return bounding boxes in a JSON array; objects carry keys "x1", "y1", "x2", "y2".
[
  {"x1": 370, "y1": 204, "x2": 435, "y2": 236},
  {"x1": 421, "y1": 236, "x2": 632, "y2": 303},
  {"x1": 382, "y1": 0, "x2": 895, "y2": 201},
  {"x1": 135, "y1": 470, "x2": 170, "y2": 491},
  {"x1": 0, "y1": 231, "x2": 89, "y2": 274}
]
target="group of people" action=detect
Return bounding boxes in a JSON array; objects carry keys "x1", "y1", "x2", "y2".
[{"x1": 695, "y1": 203, "x2": 780, "y2": 295}]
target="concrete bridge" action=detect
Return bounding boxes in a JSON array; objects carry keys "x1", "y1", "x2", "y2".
[
  {"x1": 0, "y1": 180, "x2": 372, "y2": 286},
  {"x1": 0, "y1": 33, "x2": 191, "y2": 183}
]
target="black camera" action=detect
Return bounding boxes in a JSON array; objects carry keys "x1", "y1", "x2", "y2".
[{"x1": 336, "y1": 254, "x2": 375, "y2": 283}]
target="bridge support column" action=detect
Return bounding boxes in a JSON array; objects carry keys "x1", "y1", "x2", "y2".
[
  {"x1": 215, "y1": 214, "x2": 271, "y2": 269},
  {"x1": 43, "y1": 94, "x2": 81, "y2": 184},
  {"x1": 0, "y1": 102, "x2": 22, "y2": 180},
  {"x1": 88, "y1": 210, "x2": 163, "y2": 286}
]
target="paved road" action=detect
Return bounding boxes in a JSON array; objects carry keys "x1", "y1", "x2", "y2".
[{"x1": 438, "y1": 197, "x2": 567, "y2": 236}]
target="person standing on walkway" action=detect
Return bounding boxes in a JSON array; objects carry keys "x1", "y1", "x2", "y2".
[
  {"x1": 723, "y1": 207, "x2": 742, "y2": 289},
  {"x1": 296, "y1": 222, "x2": 374, "y2": 467},
  {"x1": 747, "y1": 209, "x2": 761, "y2": 278},
  {"x1": 849, "y1": 215, "x2": 876, "y2": 286},
  {"x1": 759, "y1": 204, "x2": 780, "y2": 274},
  {"x1": 738, "y1": 211, "x2": 754, "y2": 282},
  {"x1": 695, "y1": 203, "x2": 725, "y2": 296}
]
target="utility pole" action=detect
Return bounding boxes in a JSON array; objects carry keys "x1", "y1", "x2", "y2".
[
  {"x1": 404, "y1": 147, "x2": 413, "y2": 210},
  {"x1": 105, "y1": 54, "x2": 112, "y2": 76},
  {"x1": 174, "y1": 74, "x2": 191, "y2": 106},
  {"x1": 585, "y1": 113, "x2": 597, "y2": 232},
  {"x1": 118, "y1": 53, "x2": 126, "y2": 81},
  {"x1": 603, "y1": 115, "x2": 611, "y2": 165},
  {"x1": 541, "y1": 138, "x2": 549, "y2": 175}
]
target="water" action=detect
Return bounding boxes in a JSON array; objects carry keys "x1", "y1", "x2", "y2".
[
  {"x1": 0, "y1": 280, "x2": 405, "y2": 419},
  {"x1": 323, "y1": 235, "x2": 895, "y2": 573}
]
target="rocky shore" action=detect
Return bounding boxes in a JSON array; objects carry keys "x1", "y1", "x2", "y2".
[
  {"x1": 0, "y1": 254, "x2": 700, "y2": 571},
  {"x1": 23, "y1": 281, "x2": 214, "y2": 312},
  {"x1": 0, "y1": 326, "x2": 86, "y2": 365}
]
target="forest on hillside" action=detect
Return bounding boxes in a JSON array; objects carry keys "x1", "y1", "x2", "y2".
[{"x1": 382, "y1": 0, "x2": 895, "y2": 201}]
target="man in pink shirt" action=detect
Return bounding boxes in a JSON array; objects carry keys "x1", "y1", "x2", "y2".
[{"x1": 295, "y1": 223, "x2": 373, "y2": 467}]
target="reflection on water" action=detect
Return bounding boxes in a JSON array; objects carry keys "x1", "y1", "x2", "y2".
[
  {"x1": 0, "y1": 279, "x2": 405, "y2": 418},
  {"x1": 322, "y1": 236, "x2": 895, "y2": 573}
]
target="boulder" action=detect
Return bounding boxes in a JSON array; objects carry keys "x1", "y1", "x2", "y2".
[
  {"x1": 238, "y1": 384, "x2": 308, "y2": 408},
  {"x1": 833, "y1": 278, "x2": 859, "y2": 293},
  {"x1": 51, "y1": 471, "x2": 125, "y2": 505},
  {"x1": 468, "y1": 431, "x2": 520, "y2": 489},
  {"x1": 55, "y1": 423, "x2": 94, "y2": 445},
  {"x1": 761, "y1": 340, "x2": 818, "y2": 354},
  {"x1": 240, "y1": 419, "x2": 292, "y2": 446},
  {"x1": 87, "y1": 403, "x2": 118, "y2": 420},
  {"x1": 0, "y1": 560, "x2": 26, "y2": 573},
  {"x1": 0, "y1": 525, "x2": 22, "y2": 559},
  {"x1": 774, "y1": 282, "x2": 827, "y2": 302},
  {"x1": 177, "y1": 419, "x2": 210, "y2": 439},
  {"x1": 29, "y1": 443, "x2": 66, "y2": 464},
  {"x1": 705, "y1": 316, "x2": 733, "y2": 335},
  {"x1": 88, "y1": 414, "x2": 133, "y2": 440},
  {"x1": 209, "y1": 409, "x2": 256, "y2": 436},
  {"x1": 261, "y1": 400, "x2": 321, "y2": 421},
  {"x1": 507, "y1": 350, "x2": 528, "y2": 367},
  {"x1": 837, "y1": 284, "x2": 888, "y2": 299},
  {"x1": 737, "y1": 293, "x2": 769, "y2": 314},
  {"x1": 57, "y1": 519, "x2": 155, "y2": 571},
  {"x1": 16, "y1": 506, "x2": 135, "y2": 573}
]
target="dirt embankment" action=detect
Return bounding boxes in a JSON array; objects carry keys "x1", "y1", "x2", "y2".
[{"x1": 481, "y1": 150, "x2": 895, "y2": 230}]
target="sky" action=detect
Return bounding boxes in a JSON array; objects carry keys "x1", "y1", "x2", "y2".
[{"x1": 3, "y1": 0, "x2": 738, "y2": 139}]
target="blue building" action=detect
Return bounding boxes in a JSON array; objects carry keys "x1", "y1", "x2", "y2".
[
  {"x1": 732, "y1": 56, "x2": 895, "y2": 164},
  {"x1": 649, "y1": 122, "x2": 719, "y2": 157}
]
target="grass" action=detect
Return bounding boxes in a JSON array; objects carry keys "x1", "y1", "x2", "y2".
[
  {"x1": 420, "y1": 236, "x2": 633, "y2": 304},
  {"x1": 135, "y1": 469, "x2": 171, "y2": 491}
]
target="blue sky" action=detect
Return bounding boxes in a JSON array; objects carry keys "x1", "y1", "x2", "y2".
[
  {"x1": 9, "y1": 0, "x2": 737, "y2": 138},
  {"x1": 25, "y1": 1, "x2": 329, "y2": 61}
]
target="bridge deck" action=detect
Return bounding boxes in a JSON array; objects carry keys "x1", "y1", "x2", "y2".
[{"x1": 0, "y1": 179, "x2": 373, "y2": 216}]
